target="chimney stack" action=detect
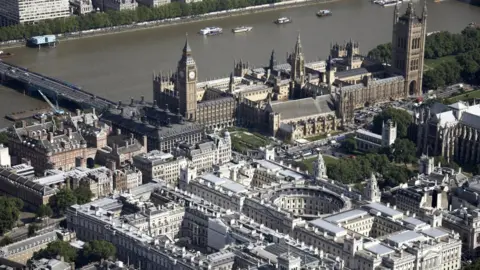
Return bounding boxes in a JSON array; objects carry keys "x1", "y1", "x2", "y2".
[
  {"x1": 48, "y1": 132, "x2": 54, "y2": 143},
  {"x1": 107, "y1": 160, "x2": 116, "y2": 171},
  {"x1": 75, "y1": 156, "x2": 86, "y2": 168}
]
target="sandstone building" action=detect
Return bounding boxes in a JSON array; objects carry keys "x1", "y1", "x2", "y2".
[{"x1": 151, "y1": 1, "x2": 427, "y2": 141}]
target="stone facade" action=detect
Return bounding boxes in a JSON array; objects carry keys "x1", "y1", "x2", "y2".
[
  {"x1": 150, "y1": 3, "x2": 426, "y2": 140},
  {"x1": 101, "y1": 98, "x2": 204, "y2": 153},
  {"x1": 153, "y1": 39, "x2": 237, "y2": 130},
  {"x1": 6, "y1": 112, "x2": 108, "y2": 173},
  {"x1": 414, "y1": 101, "x2": 480, "y2": 164}
]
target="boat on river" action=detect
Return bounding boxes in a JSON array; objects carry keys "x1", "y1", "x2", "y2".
[
  {"x1": 199, "y1": 26, "x2": 223, "y2": 36},
  {"x1": 274, "y1": 17, "x2": 292, "y2": 24},
  {"x1": 316, "y1": 10, "x2": 332, "y2": 17},
  {"x1": 232, "y1": 26, "x2": 253, "y2": 33}
]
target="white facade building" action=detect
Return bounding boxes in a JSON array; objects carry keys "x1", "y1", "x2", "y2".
[
  {"x1": 0, "y1": 0, "x2": 70, "y2": 26},
  {"x1": 313, "y1": 152, "x2": 327, "y2": 179},
  {"x1": 0, "y1": 144, "x2": 11, "y2": 167},
  {"x1": 69, "y1": 0, "x2": 94, "y2": 15},
  {"x1": 136, "y1": 0, "x2": 170, "y2": 7},
  {"x1": 364, "y1": 172, "x2": 381, "y2": 202},
  {"x1": 355, "y1": 119, "x2": 397, "y2": 152},
  {"x1": 133, "y1": 151, "x2": 188, "y2": 184}
]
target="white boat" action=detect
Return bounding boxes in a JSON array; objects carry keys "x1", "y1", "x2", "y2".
[
  {"x1": 316, "y1": 9, "x2": 332, "y2": 17},
  {"x1": 232, "y1": 26, "x2": 253, "y2": 33},
  {"x1": 382, "y1": 0, "x2": 401, "y2": 6},
  {"x1": 199, "y1": 26, "x2": 223, "y2": 36},
  {"x1": 274, "y1": 17, "x2": 292, "y2": 24}
]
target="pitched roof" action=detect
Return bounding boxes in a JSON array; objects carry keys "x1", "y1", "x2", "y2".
[{"x1": 269, "y1": 95, "x2": 335, "y2": 120}]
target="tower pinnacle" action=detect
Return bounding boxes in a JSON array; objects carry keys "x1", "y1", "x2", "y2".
[
  {"x1": 183, "y1": 33, "x2": 191, "y2": 54},
  {"x1": 269, "y1": 49, "x2": 276, "y2": 71},
  {"x1": 422, "y1": 0, "x2": 428, "y2": 17},
  {"x1": 406, "y1": 0, "x2": 415, "y2": 16},
  {"x1": 294, "y1": 31, "x2": 302, "y2": 55},
  {"x1": 313, "y1": 152, "x2": 327, "y2": 179}
]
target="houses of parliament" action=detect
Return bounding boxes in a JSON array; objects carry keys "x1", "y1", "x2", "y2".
[{"x1": 153, "y1": 0, "x2": 427, "y2": 141}]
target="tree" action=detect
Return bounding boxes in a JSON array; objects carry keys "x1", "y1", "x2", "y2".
[
  {"x1": 0, "y1": 0, "x2": 284, "y2": 42},
  {"x1": 367, "y1": 43, "x2": 392, "y2": 63},
  {"x1": 36, "y1": 204, "x2": 53, "y2": 219},
  {"x1": 81, "y1": 240, "x2": 116, "y2": 263},
  {"x1": 372, "y1": 107, "x2": 413, "y2": 138},
  {"x1": 0, "y1": 132, "x2": 8, "y2": 145},
  {"x1": 342, "y1": 137, "x2": 356, "y2": 153},
  {"x1": 74, "y1": 186, "x2": 93, "y2": 205},
  {"x1": 0, "y1": 196, "x2": 23, "y2": 235},
  {"x1": 464, "y1": 258, "x2": 480, "y2": 270},
  {"x1": 390, "y1": 139, "x2": 417, "y2": 165},
  {"x1": 28, "y1": 224, "x2": 39, "y2": 237},
  {"x1": 33, "y1": 240, "x2": 78, "y2": 262},
  {"x1": 0, "y1": 236, "x2": 13, "y2": 247},
  {"x1": 53, "y1": 188, "x2": 77, "y2": 214},
  {"x1": 474, "y1": 164, "x2": 480, "y2": 176}
]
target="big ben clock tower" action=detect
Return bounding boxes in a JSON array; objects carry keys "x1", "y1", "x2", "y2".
[{"x1": 177, "y1": 35, "x2": 198, "y2": 120}]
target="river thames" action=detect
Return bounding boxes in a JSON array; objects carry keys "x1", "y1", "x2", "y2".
[{"x1": 0, "y1": 0, "x2": 479, "y2": 127}]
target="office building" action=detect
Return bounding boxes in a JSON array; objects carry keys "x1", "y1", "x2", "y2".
[{"x1": 0, "y1": 0, "x2": 70, "y2": 26}]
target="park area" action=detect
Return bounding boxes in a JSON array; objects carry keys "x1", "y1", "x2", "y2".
[
  {"x1": 443, "y1": 89, "x2": 480, "y2": 104},
  {"x1": 294, "y1": 155, "x2": 338, "y2": 174},
  {"x1": 228, "y1": 127, "x2": 272, "y2": 153},
  {"x1": 424, "y1": 55, "x2": 456, "y2": 70}
]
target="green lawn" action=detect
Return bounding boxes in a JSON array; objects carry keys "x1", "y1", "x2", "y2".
[
  {"x1": 229, "y1": 128, "x2": 271, "y2": 153},
  {"x1": 297, "y1": 155, "x2": 338, "y2": 174},
  {"x1": 424, "y1": 55, "x2": 457, "y2": 70},
  {"x1": 444, "y1": 89, "x2": 480, "y2": 103}
]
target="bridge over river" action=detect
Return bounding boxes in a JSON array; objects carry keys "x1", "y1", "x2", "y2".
[{"x1": 0, "y1": 61, "x2": 115, "y2": 111}]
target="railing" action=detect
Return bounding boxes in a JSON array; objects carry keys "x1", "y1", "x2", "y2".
[{"x1": 0, "y1": 61, "x2": 114, "y2": 109}]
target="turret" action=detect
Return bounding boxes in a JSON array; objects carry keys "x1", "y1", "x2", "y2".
[
  {"x1": 228, "y1": 72, "x2": 234, "y2": 93},
  {"x1": 269, "y1": 49, "x2": 276, "y2": 71},
  {"x1": 364, "y1": 172, "x2": 381, "y2": 202},
  {"x1": 313, "y1": 152, "x2": 327, "y2": 179}
]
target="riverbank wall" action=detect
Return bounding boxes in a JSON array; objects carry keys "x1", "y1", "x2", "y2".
[{"x1": 0, "y1": 0, "x2": 337, "y2": 49}]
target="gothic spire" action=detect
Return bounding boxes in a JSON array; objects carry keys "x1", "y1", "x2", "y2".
[
  {"x1": 269, "y1": 49, "x2": 276, "y2": 71},
  {"x1": 422, "y1": 0, "x2": 428, "y2": 17},
  {"x1": 406, "y1": 0, "x2": 415, "y2": 16},
  {"x1": 313, "y1": 152, "x2": 327, "y2": 179},
  {"x1": 183, "y1": 33, "x2": 191, "y2": 54},
  {"x1": 294, "y1": 32, "x2": 303, "y2": 55}
]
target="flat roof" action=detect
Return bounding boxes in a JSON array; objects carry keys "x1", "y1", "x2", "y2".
[
  {"x1": 421, "y1": 227, "x2": 448, "y2": 239},
  {"x1": 364, "y1": 243, "x2": 395, "y2": 256},
  {"x1": 309, "y1": 218, "x2": 347, "y2": 236},
  {"x1": 364, "y1": 202, "x2": 403, "y2": 219},
  {"x1": 402, "y1": 217, "x2": 427, "y2": 229},
  {"x1": 387, "y1": 230, "x2": 424, "y2": 247},
  {"x1": 356, "y1": 129, "x2": 382, "y2": 140},
  {"x1": 324, "y1": 209, "x2": 369, "y2": 224},
  {"x1": 278, "y1": 169, "x2": 304, "y2": 180},
  {"x1": 200, "y1": 173, "x2": 248, "y2": 194},
  {"x1": 201, "y1": 174, "x2": 226, "y2": 185},
  {"x1": 256, "y1": 160, "x2": 283, "y2": 172}
]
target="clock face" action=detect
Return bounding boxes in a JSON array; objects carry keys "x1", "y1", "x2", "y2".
[
  {"x1": 189, "y1": 71, "x2": 196, "y2": 80},
  {"x1": 179, "y1": 71, "x2": 185, "y2": 78}
]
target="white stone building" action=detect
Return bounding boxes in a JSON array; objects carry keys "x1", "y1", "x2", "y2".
[
  {"x1": 133, "y1": 151, "x2": 188, "y2": 185},
  {"x1": 136, "y1": 0, "x2": 169, "y2": 7},
  {"x1": 69, "y1": 0, "x2": 94, "y2": 15},
  {"x1": 0, "y1": 144, "x2": 11, "y2": 167},
  {"x1": 355, "y1": 119, "x2": 397, "y2": 152},
  {"x1": 0, "y1": 0, "x2": 70, "y2": 26}
]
